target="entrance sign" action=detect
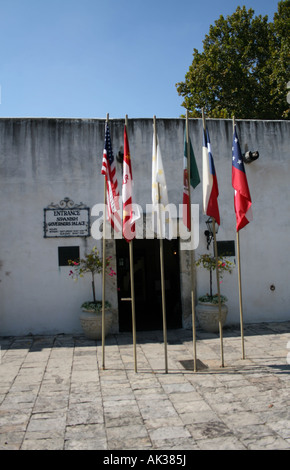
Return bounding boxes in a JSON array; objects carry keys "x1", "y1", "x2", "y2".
[{"x1": 44, "y1": 198, "x2": 90, "y2": 238}]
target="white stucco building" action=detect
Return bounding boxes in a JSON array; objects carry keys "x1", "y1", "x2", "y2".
[{"x1": 0, "y1": 117, "x2": 289, "y2": 336}]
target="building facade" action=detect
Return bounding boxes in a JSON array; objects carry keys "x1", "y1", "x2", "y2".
[{"x1": 0, "y1": 117, "x2": 289, "y2": 336}]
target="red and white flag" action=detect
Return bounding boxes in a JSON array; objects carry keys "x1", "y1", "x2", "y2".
[{"x1": 122, "y1": 125, "x2": 140, "y2": 242}]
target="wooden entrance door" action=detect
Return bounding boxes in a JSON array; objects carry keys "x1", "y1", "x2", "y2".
[{"x1": 116, "y1": 238, "x2": 182, "y2": 332}]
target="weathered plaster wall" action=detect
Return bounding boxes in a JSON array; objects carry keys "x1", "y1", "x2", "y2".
[{"x1": 0, "y1": 118, "x2": 289, "y2": 336}]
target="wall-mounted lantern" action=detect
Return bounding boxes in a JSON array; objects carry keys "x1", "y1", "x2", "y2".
[
  {"x1": 242, "y1": 151, "x2": 259, "y2": 164},
  {"x1": 204, "y1": 217, "x2": 219, "y2": 250}
]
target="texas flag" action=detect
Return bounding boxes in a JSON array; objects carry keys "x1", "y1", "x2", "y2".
[
  {"x1": 202, "y1": 127, "x2": 220, "y2": 225},
  {"x1": 232, "y1": 126, "x2": 253, "y2": 231}
]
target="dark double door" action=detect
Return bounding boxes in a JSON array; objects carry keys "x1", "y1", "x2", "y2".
[{"x1": 116, "y1": 239, "x2": 182, "y2": 332}]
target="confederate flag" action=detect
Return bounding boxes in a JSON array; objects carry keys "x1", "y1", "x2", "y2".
[{"x1": 232, "y1": 126, "x2": 253, "y2": 231}]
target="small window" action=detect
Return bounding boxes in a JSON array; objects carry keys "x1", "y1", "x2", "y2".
[
  {"x1": 217, "y1": 240, "x2": 235, "y2": 257},
  {"x1": 58, "y1": 246, "x2": 80, "y2": 266}
]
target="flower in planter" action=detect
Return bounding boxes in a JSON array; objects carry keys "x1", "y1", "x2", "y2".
[
  {"x1": 68, "y1": 246, "x2": 116, "y2": 305},
  {"x1": 81, "y1": 300, "x2": 111, "y2": 312},
  {"x1": 198, "y1": 294, "x2": 228, "y2": 304},
  {"x1": 195, "y1": 253, "x2": 234, "y2": 302}
]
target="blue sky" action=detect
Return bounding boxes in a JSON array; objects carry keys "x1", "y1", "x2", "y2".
[{"x1": 0, "y1": 0, "x2": 279, "y2": 118}]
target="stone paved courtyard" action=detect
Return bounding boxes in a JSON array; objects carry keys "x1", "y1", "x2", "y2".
[{"x1": 0, "y1": 322, "x2": 290, "y2": 451}]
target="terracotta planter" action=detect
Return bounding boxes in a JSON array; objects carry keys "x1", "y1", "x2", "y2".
[
  {"x1": 80, "y1": 309, "x2": 113, "y2": 340},
  {"x1": 196, "y1": 301, "x2": 228, "y2": 333}
]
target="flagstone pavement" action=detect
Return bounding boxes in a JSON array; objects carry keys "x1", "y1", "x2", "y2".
[{"x1": 0, "y1": 321, "x2": 290, "y2": 451}]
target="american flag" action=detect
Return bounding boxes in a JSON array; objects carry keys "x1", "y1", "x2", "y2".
[{"x1": 101, "y1": 122, "x2": 121, "y2": 232}]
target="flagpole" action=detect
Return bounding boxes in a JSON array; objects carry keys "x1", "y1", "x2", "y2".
[
  {"x1": 153, "y1": 115, "x2": 168, "y2": 374},
  {"x1": 233, "y1": 116, "x2": 245, "y2": 359},
  {"x1": 125, "y1": 115, "x2": 138, "y2": 373},
  {"x1": 202, "y1": 109, "x2": 224, "y2": 368},
  {"x1": 212, "y1": 217, "x2": 224, "y2": 367},
  {"x1": 237, "y1": 229, "x2": 245, "y2": 359},
  {"x1": 102, "y1": 113, "x2": 109, "y2": 370},
  {"x1": 186, "y1": 111, "x2": 197, "y2": 372}
]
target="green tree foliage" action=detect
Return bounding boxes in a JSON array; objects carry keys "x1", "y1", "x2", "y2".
[{"x1": 176, "y1": 1, "x2": 290, "y2": 119}]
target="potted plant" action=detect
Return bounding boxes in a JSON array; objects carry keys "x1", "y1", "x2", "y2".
[
  {"x1": 195, "y1": 253, "x2": 234, "y2": 333},
  {"x1": 68, "y1": 246, "x2": 116, "y2": 340}
]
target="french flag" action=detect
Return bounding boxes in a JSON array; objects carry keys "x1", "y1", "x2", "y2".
[
  {"x1": 202, "y1": 127, "x2": 220, "y2": 225},
  {"x1": 232, "y1": 126, "x2": 253, "y2": 231}
]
